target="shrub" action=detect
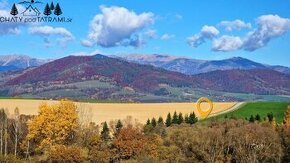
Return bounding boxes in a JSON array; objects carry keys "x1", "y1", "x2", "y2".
[
  {"x1": 0, "y1": 155, "x2": 22, "y2": 163},
  {"x1": 113, "y1": 125, "x2": 146, "y2": 160},
  {"x1": 87, "y1": 135, "x2": 112, "y2": 162},
  {"x1": 48, "y1": 145, "x2": 84, "y2": 162}
]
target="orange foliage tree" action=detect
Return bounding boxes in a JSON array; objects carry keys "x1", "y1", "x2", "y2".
[{"x1": 112, "y1": 125, "x2": 146, "y2": 160}]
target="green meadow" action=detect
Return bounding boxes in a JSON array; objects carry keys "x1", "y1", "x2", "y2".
[{"x1": 208, "y1": 102, "x2": 290, "y2": 124}]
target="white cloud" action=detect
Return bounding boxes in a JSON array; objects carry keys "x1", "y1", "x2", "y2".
[
  {"x1": 82, "y1": 6, "x2": 154, "y2": 48},
  {"x1": 218, "y1": 19, "x2": 251, "y2": 31},
  {"x1": 29, "y1": 26, "x2": 74, "y2": 47},
  {"x1": 212, "y1": 35, "x2": 243, "y2": 52},
  {"x1": 69, "y1": 49, "x2": 103, "y2": 56},
  {"x1": 201, "y1": 25, "x2": 220, "y2": 38},
  {"x1": 243, "y1": 15, "x2": 290, "y2": 51},
  {"x1": 29, "y1": 26, "x2": 73, "y2": 37},
  {"x1": 144, "y1": 29, "x2": 157, "y2": 39},
  {"x1": 0, "y1": 4, "x2": 26, "y2": 36},
  {"x1": 81, "y1": 40, "x2": 94, "y2": 47},
  {"x1": 160, "y1": 34, "x2": 175, "y2": 40},
  {"x1": 187, "y1": 35, "x2": 204, "y2": 47},
  {"x1": 187, "y1": 25, "x2": 219, "y2": 47},
  {"x1": 188, "y1": 15, "x2": 290, "y2": 52}
]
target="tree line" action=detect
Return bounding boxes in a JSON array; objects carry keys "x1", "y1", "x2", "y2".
[{"x1": 145, "y1": 111, "x2": 198, "y2": 128}]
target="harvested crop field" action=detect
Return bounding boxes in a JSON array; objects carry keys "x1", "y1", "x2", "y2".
[{"x1": 0, "y1": 99, "x2": 237, "y2": 124}]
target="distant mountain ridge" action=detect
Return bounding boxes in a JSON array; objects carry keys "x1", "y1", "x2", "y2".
[
  {"x1": 0, "y1": 55, "x2": 50, "y2": 72},
  {"x1": 5, "y1": 54, "x2": 194, "y2": 93},
  {"x1": 118, "y1": 54, "x2": 290, "y2": 75},
  {"x1": 2, "y1": 54, "x2": 289, "y2": 75},
  {"x1": 192, "y1": 69, "x2": 290, "y2": 95},
  {"x1": 2, "y1": 54, "x2": 290, "y2": 100}
]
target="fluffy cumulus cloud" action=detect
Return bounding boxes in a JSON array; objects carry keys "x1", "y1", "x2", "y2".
[
  {"x1": 187, "y1": 25, "x2": 219, "y2": 47},
  {"x1": 212, "y1": 35, "x2": 243, "y2": 52},
  {"x1": 218, "y1": 19, "x2": 251, "y2": 31},
  {"x1": 82, "y1": 6, "x2": 154, "y2": 48},
  {"x1": 189, "y1": 15, "x2": 290, "y2": 52},
  {"x1": 0, "y1": 3, "x2": 26, "y2": 36},
  {"x1": 160, "y1": 34, "x2": 175, "y2": 40},
  {"x1": 29, "y1": 26, "x2": 74, "y2": 47},
  {"x1": 243, "y1": 15, "x2": 290, "y2": 51}
]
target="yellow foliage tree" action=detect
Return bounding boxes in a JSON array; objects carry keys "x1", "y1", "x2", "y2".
[
  {"x1": 283, "y1": 106, "x2": 290, "y2": 127},
  {"x1": 26, "y1": 100, "x2": 79, "y2": 150}
]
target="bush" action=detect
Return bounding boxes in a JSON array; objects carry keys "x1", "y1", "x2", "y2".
[
  {"x1": 113, "y1": 126, "x2": 146, "y2": 160},
  {"x1": 164, "y1": 120, "x2": 282, "y2": 162},
  {"x1": 87, "y1": 135, "x2": 111, "y2": 163},
  {"x1": 48, "y1": 145, "x2": 84, "y2": 162},
  {"x1": 88, "y1": 148, "x2": 111, "y2": 163},
  {"x1": 0, "y1": 155, "x2": 22, "y2": 163}
]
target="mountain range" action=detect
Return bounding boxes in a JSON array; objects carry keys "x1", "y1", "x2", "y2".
[
  {"x1": 5, "y1": 54, "x2": 194, "y2": 92},
  {"x1": 1, "y1": 54, "x2": 290, "y2": 102},
  {"x1": 2, "y1": 54, "x2": 290, "y2": 75},
  {"x1": 0, "y1": 55, "x2": 50, "y2": 72},
  {"x1": 118, "y1": 54, "x2": 290, "y2": 75}
]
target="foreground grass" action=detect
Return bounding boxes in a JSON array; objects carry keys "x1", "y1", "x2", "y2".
[{"x1": 207, "y1": 102, "x2": 290, "y2": 124}]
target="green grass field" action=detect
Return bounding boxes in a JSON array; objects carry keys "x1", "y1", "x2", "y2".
[{"x1": 209, "y1": 102, "x2": 290, "y2": 124}]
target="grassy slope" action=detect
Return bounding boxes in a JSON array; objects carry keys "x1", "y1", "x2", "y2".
[{"x1": 208, "y1": 102, "x2": 290, "y2": 124}]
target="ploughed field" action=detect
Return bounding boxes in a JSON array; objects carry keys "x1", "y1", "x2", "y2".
[{"x1": 0, "y1": 99, "x2": 237, "y2": 124}]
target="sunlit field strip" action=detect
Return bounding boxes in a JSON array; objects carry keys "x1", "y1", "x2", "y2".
[{"x1": 0, "y1": 99, "x2": 237, "y2": 124}]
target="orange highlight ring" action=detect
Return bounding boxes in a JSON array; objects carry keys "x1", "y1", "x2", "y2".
[{"x1": 196, "y1": 97, "x2": 213, "y2": 119}]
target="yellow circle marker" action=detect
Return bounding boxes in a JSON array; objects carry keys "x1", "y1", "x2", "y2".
[{"x1": 196, "y1": 97, "x2": 213, "y2": 119}]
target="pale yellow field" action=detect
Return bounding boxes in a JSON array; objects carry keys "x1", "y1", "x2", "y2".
[{"x1": 0, "y1": 99, "x2": 237, "y2": 124}]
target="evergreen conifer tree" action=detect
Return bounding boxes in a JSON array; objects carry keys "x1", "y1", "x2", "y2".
[
  {"x1": 146, "y1": 119, "x2": 151, "y2": 125},
  {"x1": 255, "y1": 114, "x2": 261, "y2": 122},
  {"x1": 165, "y1": 113, "x2": 172, "y2": 127},
  {"x1": 172, "y1": 111, "x2": 178, "y2": 124},
  {"x1": 177, "y1": 112, "x2": 184, "y2": 124},
  {"x1": 224, "y1": 114, "x2": 228, "y2": 119},
  {"x1": 101, "y1": 122, "x2": 110, "y2": 141},
  {"x1": 157, "y1": 116, "x2": 164, "y2": 125},
  {"x1": 115, "y1": 120, "x2": 123, "y2": 135},
  {"x1": 267, "y1": 112, "x2": 274, "y2": 122},
  {"x1": 151, "y1": 118, "x2": 157, "y2": 127},
  {"x1": 188, "y1": 112, "x2": 198, "y2": 124},
  {"x1": 249, "y1": 115, "x2": 255, "y2": 123}
]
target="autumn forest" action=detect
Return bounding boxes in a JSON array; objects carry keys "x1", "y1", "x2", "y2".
[{"x1": 0, "y1": 100, "x2": 289, "y2": 162}]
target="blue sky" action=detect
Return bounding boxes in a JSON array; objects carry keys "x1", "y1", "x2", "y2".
[{"x1": 0, "y1": 0, "x2": 290, "y2": 66}]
